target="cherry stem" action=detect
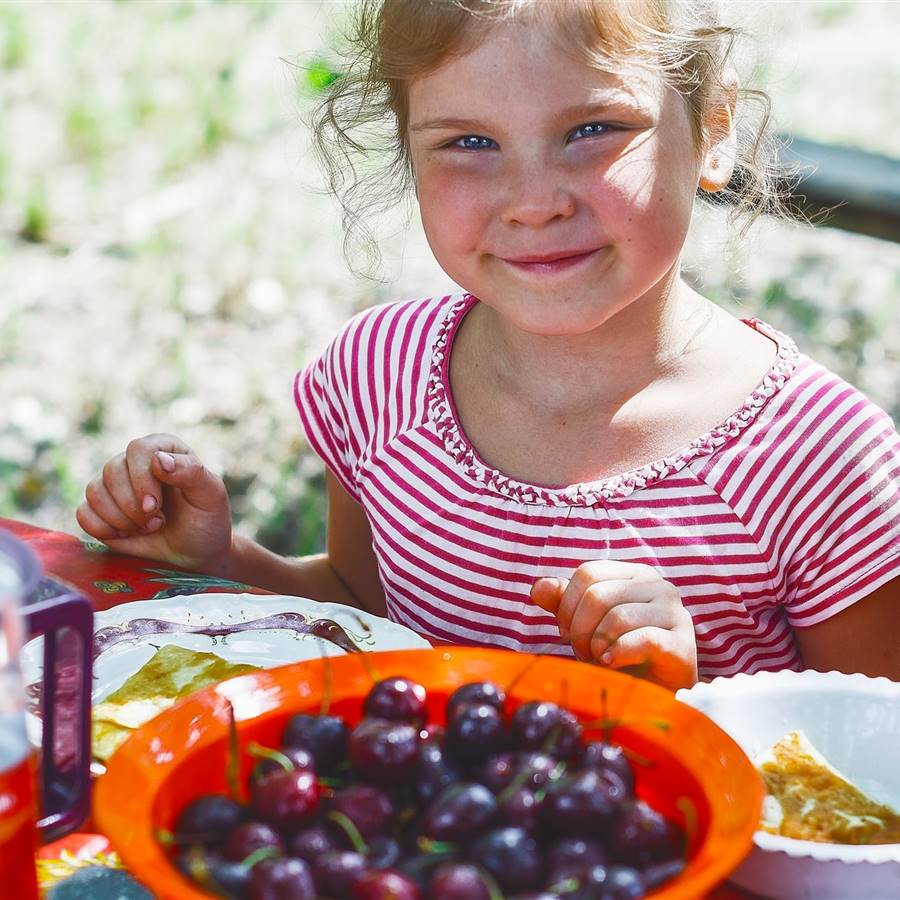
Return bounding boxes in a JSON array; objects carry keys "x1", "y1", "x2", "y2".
[
  {"x1": 416, "y1": 836, "x2": 458, "y2": 855},
  {"x1": 476, "y1": 866, "x2": 505, "y2": 900},
  {"x1": 327, "y1": 811, "x2": 369, "y2": 855},
  {"x1": 241, "y1": 846, "x2": 282, "y2": 870},
  {"x1": 319, "y1": 652, "x2": 334, "y2": 717},
  {"x1": 677, "y1": 795, "x2": 699, "y2": 857},
  {"x1": 247, "y1": 742, "x2": 295, "y2": 773},
  {"x1": 225, "y1": 700, "x2": 241, "y2": 802},
  {"x1": 154, "y1": 828, "x2": 176, "y2": 847},
  {"x1": 356, "y1": 650, "x2": 380, "y2": 686}
]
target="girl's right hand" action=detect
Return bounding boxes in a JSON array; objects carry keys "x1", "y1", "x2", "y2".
[{"x1": 76, "y1": 433, "x2": 233, "y2": 573}]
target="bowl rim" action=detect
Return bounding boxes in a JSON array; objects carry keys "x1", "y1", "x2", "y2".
[
  {"x1": 95, "y1": 646, "x2": 764, "y2": 899},
  {"x1": 677, "y1": 668, "x2": 900, "y2": 866}
]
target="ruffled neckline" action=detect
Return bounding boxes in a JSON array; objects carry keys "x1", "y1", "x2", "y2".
[{"x1": 425, "y1": 293, "x2": 800, "y2": 507}]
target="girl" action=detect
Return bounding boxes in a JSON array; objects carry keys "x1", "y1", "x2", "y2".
[{"x1": 77, "y1": 0, "x2": 900, "y2": 690}]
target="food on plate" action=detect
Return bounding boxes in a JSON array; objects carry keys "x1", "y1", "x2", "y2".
[
  {"x1": 756, "y1": 730, "x2": 900, "y2": 844},
  {"x1": 92, "y1": 645, "x2": 259, "y2": 761},
  {"x1": 163, "y1": 675, "x2": 686, "y2": 899}
]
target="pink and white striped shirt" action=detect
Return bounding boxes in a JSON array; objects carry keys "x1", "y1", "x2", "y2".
[{"x1": 295, "y1": 293, "x2": 900, "y2": 679}]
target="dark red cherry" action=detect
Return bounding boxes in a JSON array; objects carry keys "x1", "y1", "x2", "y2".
[
  {"x1": 422, "y1": 782, "x2": 497, "y2": 842},
  {"x1": 509, "y1": 701, "x2": 582, "y2": 759},
  {"x1": 446, "y1": 681, "x2": 506, "y2": 718},
  {"x1": 351, "y1": 869, "x2": 422, "y2": 899},
  {"x1": 445, "y1": 703, "x2": 505, "y2": 764},
  {"x1": 580, "y1": 741, "x2": 635, "y2": 794},
  {"x1": 540, "y1": 768, "x2": 627, "y2": 836},
  {"x1": 331, "y1": 784, "x2": 395, "y2": 839},
  {"x1": 248, "y1": 857, "x2": 316, "y2": 899},
  {"x1": 282, "y1": 713, "x2": 349, "y2": 774},
  {"x1": 468, "y1": 826, "x2": 543, "y2": 894},
  {"x1": 289, "y1": 824, "x2": 339, "y2": 863},
  {"x1": 175, "y1": 794, "x2": 247, "y2": 848},
  {"x1": 222, "y1": 821, "x2": 285, "y2": 862},
  {"x1": 312, "y1": 850, "x2": 369, "y2": 898},
  {"x1": 415, "y1": 740, "x2": 463, "y2": 807},
  {"x1": 545, "y1": 836, "x2": 608, "y2": 886},
  {"x1": 609, "y1": 799, "x2": 681, "y2": 867},
  {"x1": 428, "y1": 862, "x2": 493, "y2": 900},
  {"x1": 250, "y1": 768, "x2": 319, "y2": 832},
  {"x1": 364, "y1": 677, "x2": 427, "y2": 725},
  {"x1": 348, "y1": 718, "x2": 419, "y2": 782},
  {"x1": 251, "y1": 746, "x2": 316, "y2": 783}
]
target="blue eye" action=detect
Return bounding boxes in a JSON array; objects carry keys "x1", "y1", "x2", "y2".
[
  {"x1": 452, "y1": 135, "x2": 496, "y2": 151},
  {"x1": 570, "y1": 122, "x2": 611, "y2": 140}
]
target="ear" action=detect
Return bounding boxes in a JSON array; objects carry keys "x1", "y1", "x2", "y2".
[{"x1": 699, "y1": 84, "x2": 737, "y2": 194}]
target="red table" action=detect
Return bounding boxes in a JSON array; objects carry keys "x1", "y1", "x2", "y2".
[{"x1": 4, "y1": 517, "x2": 761, "y2": 899}]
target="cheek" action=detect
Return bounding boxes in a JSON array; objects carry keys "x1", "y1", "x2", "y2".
[
  {"x1": 417, "y1": 165, "x2": 489, "y2": 255},
  {"x1": 594, "y1": 152, "x2": 696, "y2": 251}
]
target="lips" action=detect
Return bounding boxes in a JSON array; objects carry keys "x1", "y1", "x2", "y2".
[{"x1": 498, "y1": 248, "x2": 601, "y2": 275}]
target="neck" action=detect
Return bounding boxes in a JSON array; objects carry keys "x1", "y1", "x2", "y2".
[{"x1": 464, "y1": 274, "x2": 714, "y2": 417}]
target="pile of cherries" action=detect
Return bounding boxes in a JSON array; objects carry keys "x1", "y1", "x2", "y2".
[{"x1": 168, "y1": 675, "x2": 685, "y2": 899}]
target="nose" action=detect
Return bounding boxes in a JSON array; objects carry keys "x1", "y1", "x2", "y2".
[{"x1": 499, "y1": 160, "x2": 577, "y2": 228}]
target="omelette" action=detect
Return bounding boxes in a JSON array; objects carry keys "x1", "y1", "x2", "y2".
[
  {"x1": 92, "y1": 644, "x2": 260, "y2": 761},
  {"x1": 756, "y1": 730, "x2": 900, "y2": 844}
]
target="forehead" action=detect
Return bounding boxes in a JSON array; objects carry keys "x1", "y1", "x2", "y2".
[{"x1": 406, "y1": 21, "x2": 663, "y2": 124}]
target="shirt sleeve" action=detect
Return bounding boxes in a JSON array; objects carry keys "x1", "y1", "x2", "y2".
[
  {"x1": 294, "y1": 337, "x2": 362, "y2": 504},
  {"x1": 783, "y1": 399, "x2": 900, "y2": 627}
]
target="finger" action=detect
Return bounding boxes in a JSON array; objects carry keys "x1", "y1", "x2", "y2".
[
  {"x1": 83, "y1": 477, "x2": 142, "y2": 535},
  {"x1": 100, "y1": 455, "x2": 146, "y2": 527},
  {"x1": 124, "y1": 433, "x2": 193, "y2": 520},
  {"x1": 586, "y1": 599, "x2": 685, "y2": 662},
  {"x1": 600, "y1": 627, "x2": 695, "y2": 689},
  {"x1": 530, "y1": 577, "x2": 567, "y2": 614},
  {"x1": 76, "y1": 499, "x2": 131, "y2": 542},
  {"x1": 149, "y1": 449, "x2": 226, "y2": 513},
  {"x1": 557, "y1": 561, "x2": 659, "y2": 639}
]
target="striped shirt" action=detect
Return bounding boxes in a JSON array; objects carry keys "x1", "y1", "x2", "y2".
[{"x1": 295, "y1": 293, "x2": 900, "y2": 679}]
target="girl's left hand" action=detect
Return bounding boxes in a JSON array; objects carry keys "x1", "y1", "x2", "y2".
[{"x1": 530, "y1": 561, "x2": 698, "y2": 691}]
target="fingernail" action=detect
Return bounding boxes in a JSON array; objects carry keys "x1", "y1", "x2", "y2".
[
  {"x1": 146, "y1": 516, "x2": 164, "y2": 531},
  {"x1": 142, "y1": 494, "x2": 157, "y2": 513},
  {"x1": 601, "y1": 651, "x2": 613, "y2": 665},
  {"x1": 157, "y1": 452, "x2": 175, "y2": 473}
]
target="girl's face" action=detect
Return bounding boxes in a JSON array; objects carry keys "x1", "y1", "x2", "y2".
[{"x1": 407, "y1": 22, "x2": 707, "y2": 337}]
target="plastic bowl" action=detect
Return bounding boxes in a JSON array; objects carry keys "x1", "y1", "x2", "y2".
[
  {"x1": 95, "y1": 647, "x2": 763, "y2": 899},
  {"x1": 677, "y1": 669, "x2": 900, "y2": 900}
]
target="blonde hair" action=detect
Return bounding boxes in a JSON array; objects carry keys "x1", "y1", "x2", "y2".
[{"x1": 313, "y1": 0, "x2": 787, "y2": 273}]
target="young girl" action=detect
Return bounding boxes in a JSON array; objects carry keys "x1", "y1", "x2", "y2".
[{"x1": 76, "y1": 0, "x2": 900, "y2": 690}]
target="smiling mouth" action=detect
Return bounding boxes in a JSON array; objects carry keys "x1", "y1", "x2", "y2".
[{"x1": 498, "y1": 248, "x2": 601, "y2": 275}]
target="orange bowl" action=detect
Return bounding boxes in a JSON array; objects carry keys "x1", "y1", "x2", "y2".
[{"x1": 94, "y1": 647, "x2": 762, "y2": 898}]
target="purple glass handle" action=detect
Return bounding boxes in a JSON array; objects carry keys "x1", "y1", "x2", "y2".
[{"x1": 22, "y1": 592, "x2": 94, "y2": 841}]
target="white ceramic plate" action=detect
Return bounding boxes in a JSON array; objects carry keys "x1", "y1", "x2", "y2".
[
  {"x1": 677, "y1": 669, "x2": 900, "y2": 900},
  {"x1": 21, "y1": 593, "x2": 431, "y2": 765}
]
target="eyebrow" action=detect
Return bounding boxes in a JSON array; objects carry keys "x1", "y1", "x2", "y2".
[{"x1": 409, "y1": 98, "x2": 649, "y2": 134}]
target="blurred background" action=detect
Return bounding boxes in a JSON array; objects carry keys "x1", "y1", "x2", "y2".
[{"x1": 2, "y1": 0, "x2": 899, "y2": 557}]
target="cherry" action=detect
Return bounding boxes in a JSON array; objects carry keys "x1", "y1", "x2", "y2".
[
  {"x1": 445, "y1": 703, "x2": 505, "y2": 764},
  {"x1": 348, "y1": 718, "x2": 419, "y2": 782},
  {"x1": 251, "y1": 746, "x2": 316, "y2": 783},
  {"x1": 364, "y1": 677, "x2": 427, "y2": 725},
  {"x1": 289, "y1": 824, "x2": 339, "y2": 863},
  {"x1": 248, "y1": 857, "x2": 316, "y2": 899},
  {"x1": 422, "y1": 782, "x2": 497, "y2": 842},
  {"x1": 351, "y1": 869, "x2": 422, "y2": 899},
  {"x1": 330, "y1": 784, "x2": 395, "y2": 839},
  {"x1": 177, "y1": 850, "x2": 251, "y2": 898},
  {"x1": 223, "y1": 821, "x2": 285, "y2": 862},
  {"x1": 497, "y1": 784, "x2": 542, "y2": 832},
  {"x1": 415, "y1": 740, "x2": 463, "y2": 807},
  {"x1": 567, "y1": 864, "x2": 644, "y2": 900},
  {"x1": 581, "y1": 741, "x2": 634, "y2": 794},
  {"x1": 609, "y1": 800, "x2": 680, "y2": 867},
  {"x1": 428, "y1": 862, "x2": 494, "y2": 900},
  {"x1": 175, "y1": 794, "x2": 247, "y2": 848},
  {"x1": 468, "y1": 826, "x2": 543, "y2": 894},
  {"x1": 250, "y1": 768, "x2": 319, "y2": 832},
  {"x1": 367, "y1": 835, "x2": 402, "y2": 869},
  {"x1": 446, "y1": 681, "x2": 506, "y2": 718},
  {"x1": 544, "y1": 837, "x2": 608, "y2": 885},
  {"x1": 540, "y1": 768, "x2": 627, "y2": 836},
  {"x1": 479, "y1": 751, "x2": 559, "y2": 793},
  {"x1": 312, "y1": 850, "x2": 370, "y2": 898},
  {"x1": 509, "y1": 701, "x2": 582, "y2": 759},
  {"x1": 282, "y1": 713, "x2": 349, "y2": 774}
]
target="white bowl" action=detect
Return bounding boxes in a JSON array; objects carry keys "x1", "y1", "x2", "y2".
[{"x1": 677, "y1": 670, "x2": 900, "y2": 900}]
